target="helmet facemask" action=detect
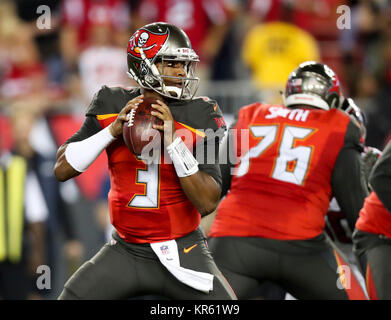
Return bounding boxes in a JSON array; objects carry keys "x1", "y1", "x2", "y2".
[{"x1": 150, "y1": 47, "x2": 200, "y2": 100}]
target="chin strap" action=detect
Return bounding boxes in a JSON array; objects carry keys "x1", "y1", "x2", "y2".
[
  {"x1": 139, "y1": 47, "x2": 160, "y2": 77},
  {"x1": 153, "y1": 84, "x2": 189, "y2": 100},
  {"x1": 162, "y1": 85, "x2": 183, "y2": 99}
]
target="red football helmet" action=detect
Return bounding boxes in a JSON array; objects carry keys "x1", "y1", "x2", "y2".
[{"x1": 127, "y1": 22, "x2": 199, "y2": 100}]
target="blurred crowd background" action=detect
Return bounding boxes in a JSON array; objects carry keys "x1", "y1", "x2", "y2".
[{"x1": 0, "y1": 0, "x2": 390, "y2": 299}]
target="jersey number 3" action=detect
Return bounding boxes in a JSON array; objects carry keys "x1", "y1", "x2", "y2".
[
  {"x1": 128, "y1": 155, "x2": 160, "y2": 208},
  {"x1": 236, "y1": 125, "x2": 314, "y2": 186}
]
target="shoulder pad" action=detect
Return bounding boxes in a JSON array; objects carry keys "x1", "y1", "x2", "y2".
[
  {"x1": 85, "y1": 86, "x2": 141, "y2": 116},
  {"x1": 169, "y1": 97, "x2": 226, "y2": 133},
  {"x1": 237, "y1": 102, "x2": 268, "y2": 122},
  {"x1": 344, "y1": 118, "x2": 364, "y2": 152}
]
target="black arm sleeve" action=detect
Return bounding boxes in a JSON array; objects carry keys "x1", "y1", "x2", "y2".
[
  {"x1": 196, "y1": 132, "x2": 224, "y2": 188},
  {"x1": 369, "y1": 141, "x2": 391, "y2": 213},
  {"x1": 65, "y1": 116, "x2": 101, "y2": 144},
  {"x1": 219, "y1": 132, "x2": 235, "y2": 198},
  {"x1": 332, "y1": 121, "x2": 368, "y2": 231},
  {"x1": 219, "y1": 116, "x2": 239, "y2": 198}
]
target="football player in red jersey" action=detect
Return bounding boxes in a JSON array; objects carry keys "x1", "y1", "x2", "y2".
[
  {"x1": 53, "y1": 22, "x2": 236, "y2": 300},
  {"x1": 353, "y1": 140, "x2": 391, "y2": 300},
  {"x1": 208, "y1": 61, "x2": 368, "y2": 299},
  {"x1": 325, "y1": 98, "x2": 381, "y2": 245}
]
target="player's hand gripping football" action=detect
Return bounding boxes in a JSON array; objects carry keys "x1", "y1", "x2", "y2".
[
  {"x1": 109, "y1": 95, "x2": 144, "y2": 138},
  {"x1": 151, "y1": 100, "x2": 177, "y2": 146}
]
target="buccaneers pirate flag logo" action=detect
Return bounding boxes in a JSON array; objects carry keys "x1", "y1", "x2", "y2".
[{"x1": 127, "y1": 29, "x2": 169, "y2": 60}]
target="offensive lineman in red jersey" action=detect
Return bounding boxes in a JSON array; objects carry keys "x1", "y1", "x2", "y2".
[
  {"x1": 53, "y1": 22, "x2": 236, "y2": 300},
  {"x1": 353, "y1": 140, "x2": 391, "y2": 300},
  {"x1": 208, "y1": 61, "x2": 368, "y2": 299}
]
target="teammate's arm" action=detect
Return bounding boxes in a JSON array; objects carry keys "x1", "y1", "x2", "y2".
[
  {"x1": 369, "y1": 141, "x2": 391, "y2": 213},
  {"x1": 331, "y1": 121, "x2": 368, "y2": 231}
]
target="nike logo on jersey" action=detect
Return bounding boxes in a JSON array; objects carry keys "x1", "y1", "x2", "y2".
[{"x1": 183, "y1": 244, "x2": 198, "y2": 253}]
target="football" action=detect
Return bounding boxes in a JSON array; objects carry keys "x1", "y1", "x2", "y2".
[{"x1": 122, "y1": 96, "x2": 164, "y2": 156}]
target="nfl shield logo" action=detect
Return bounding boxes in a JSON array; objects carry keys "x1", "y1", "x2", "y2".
[{"x1": 160, "y1": 245, "x2": 169, "y2": 255}]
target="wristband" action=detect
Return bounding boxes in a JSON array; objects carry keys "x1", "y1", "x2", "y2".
[
  {"x1": 166, "y1": 137, "x2": 199, "y2": 177},
  {"x1": 65, "y1": 125, "x2": 116, "y2": 172}
]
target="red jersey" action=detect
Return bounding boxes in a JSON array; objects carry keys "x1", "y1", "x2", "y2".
[
  {"x1": 355, "y1": 192, "x2": 391, "y2": 239},
  {"x1": 209, "y1": 103, "x2": 352, "y2": 240},
  {"x1": 247, "y1": 0, "x2": 342, "y2": 37},
  {"x1": 97, "y1": 121, "x2": 200, "y2": 243},
  {"x1": 61, "y1": 0, "x2": 130, "y2": 47},
  {"x1": 84, "y1": 86, "x2": 225, "y2": 243},
  {"x1": 0, "y1": 63, "x2": 46, "y2": 99},
  {"x1": 136, "y1": 0, "x2": 231, "y2": 59}
]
